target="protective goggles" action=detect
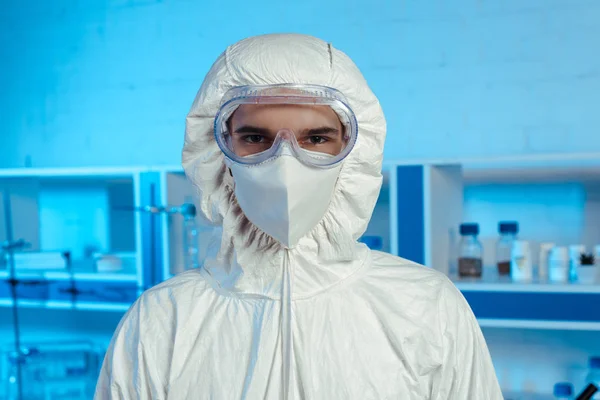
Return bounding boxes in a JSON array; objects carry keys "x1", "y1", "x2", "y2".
[{"x1": 214, "y1": 84, "x2": 358, "y2": 168}]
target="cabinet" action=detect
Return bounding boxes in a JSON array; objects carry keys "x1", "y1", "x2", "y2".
[
  {"x1": 382, "y1": 154, "x2": 600, "y2": 330},
  {"x1": 0, "y1": 168, "x2": 144, "y2": 311}
]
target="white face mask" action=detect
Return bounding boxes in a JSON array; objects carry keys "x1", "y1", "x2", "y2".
[{"x1": 228, "y1": 153, "x2": 342, "y2": 248}]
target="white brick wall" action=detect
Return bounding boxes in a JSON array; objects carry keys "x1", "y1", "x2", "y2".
[{"x1": 1, "y1": 0, "x2": 599, "y2": 167}]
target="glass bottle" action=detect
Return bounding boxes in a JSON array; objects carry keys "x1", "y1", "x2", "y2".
[
  {"x1": 458, "y1": 223, "x2": 483, "y2": 278},
  {"x1": 553, "y1": 382, "x2": 574, "y2": 400},
  {"x1": 181, "y1": 203, "x2": 199, "y2": 270},
  {"x1": 496, "y1": 221, "x2": 518, "y2": 276}
]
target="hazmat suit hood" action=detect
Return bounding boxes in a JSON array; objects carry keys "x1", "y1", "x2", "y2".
[{"x1": 182, "y1": 33, "x2": 386, "y2": 299}]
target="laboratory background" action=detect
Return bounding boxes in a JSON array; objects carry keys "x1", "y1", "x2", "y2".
[{"x1": 1, "y1": 0, "x2": 600, "y2": 399}]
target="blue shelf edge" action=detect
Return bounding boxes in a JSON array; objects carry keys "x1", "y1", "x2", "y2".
[{"x1": 461, "y1": 290, "x2": 600, "y2": 325}]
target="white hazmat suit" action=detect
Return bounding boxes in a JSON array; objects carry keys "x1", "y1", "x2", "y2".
[{"x1": 95, "y1": 33, "x2": 502, "y2": 399}]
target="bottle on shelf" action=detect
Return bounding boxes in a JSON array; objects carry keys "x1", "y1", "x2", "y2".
[
  {"x1": 569, "y1": 245, "x2": 586, "y2": 282},
  {"x1": 538, "y1": 242, "x2": 555, "y2": 282},
  {"x1": 496, "y1": 221, "x2": 518, "y2": 276},
  {"x1": 578, "y1": 253, "x2": 598, "y2": 285},
  {"x1": 554, "y1": 382, "x2": 574, "y2": 400},
  {"x1": 511, "y1": 240, "x2": 532, "y2": 282},
  {"x1": 549, "y1": 247, "x2": 570, "y2": 283},
  {"x1": 585, "y1": 357, "x2": 600, "y2": 400},
  {"x1": 458, "y1": 223, "x2": 483, "y2": 279}
]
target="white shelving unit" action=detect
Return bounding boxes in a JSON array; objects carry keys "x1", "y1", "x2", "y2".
[
  {"x1": 0, "y1": 167, "x2": 145, "y2": 310},
  {"x1": 380, "y1": 154, "x2": 600, "y2": 331},
  {"x1": 0, "y1": 156, "x2": 598, "y2": 325}
]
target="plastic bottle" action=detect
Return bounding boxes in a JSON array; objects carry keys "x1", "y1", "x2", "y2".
[
  {"x1": 549, "y1": 247, "x2": 570, "y2": 283},
  {"x1": 497, "y1": 221, "x2": 518, "y2": 276},
  {"x1": 585, "y1": 357, "x2": 600, "y2": 399},
  {"x1": 554, "y1": 382, "x2": 574, "y2": 399},
  {"x1": 458, "y1": 223, "x2": 483, "y2": 278},
  {"x1": 511, "y1": 240, "x2": 532, "y2": 282}
]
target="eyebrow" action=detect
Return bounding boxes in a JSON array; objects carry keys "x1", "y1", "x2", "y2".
[
  {"x1": 303, "y1": 127, "x2": 340, "y2": 136},
  {"x1": 233, "y1": 125, "x2": 340, "y2": 136},
  {"x1": 233, "y1": 125, "x2": 271, "y2": 135}
]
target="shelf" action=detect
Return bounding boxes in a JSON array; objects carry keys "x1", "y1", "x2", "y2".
[
  {"x1": 0, "y1": 166, "x2": 146, "y2": 178},
  {"x1": 459, "y1": 288, "x2": 600, "y2": 328},
  {"x1": 0, "y1": 270, "x2": 138, "y2": 282},
  {"x1": 478, "y1": 318, "x2": 600, "y2": 331},
  {"x1": 384, "y1": 152, "x2": 600, "y2": 171},
  {"x1": 42, "y1": 272, "x2": 138, "y2": 282},
  {"x1": 454, "y1": 280, "x2": 600, "y2": 294},
  {"x1": 389, "y1": 161, "x2": 600, "y2": 275},
  {"x1": 0, "y1": 299, "x2": 130, "y2": 312}
]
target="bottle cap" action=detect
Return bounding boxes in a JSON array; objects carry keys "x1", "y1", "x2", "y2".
[
  {"x1": 553, "y1": 382, "x2": 573, "y2": 397},
  {"x1": 590, "y1": 356, "x2": 600, "y2": 369},
  {"x1": 499, "y1": 221, "x2": 519, "y2": 234},
  {"x1": 460, "y1": 223, "x2": 479, "y2": 236}
]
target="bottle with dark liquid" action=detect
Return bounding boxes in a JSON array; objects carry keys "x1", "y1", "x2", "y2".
[
  {"x1": 496, "y1": 221, "x2": 519, "y2": 276},
  {"x1": 458, "y1": 223, "x2": 483, "y2": 278}
]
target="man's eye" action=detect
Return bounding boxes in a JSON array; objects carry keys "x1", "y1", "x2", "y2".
[
  {"x1": 309, "y1": 136, "x2": 327, "y2": 145},
  {"x1": 243, "y1": 135, "x2": 264, "y2": 143}
]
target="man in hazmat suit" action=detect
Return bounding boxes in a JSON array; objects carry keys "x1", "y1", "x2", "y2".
[{"x1": 95, "y1": 33, "x2": 503, "y2": 399}]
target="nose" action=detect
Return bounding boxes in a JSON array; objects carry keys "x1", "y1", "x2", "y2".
[{"x1": 276, "y1": 129, "x2": 294, "y2": 141}]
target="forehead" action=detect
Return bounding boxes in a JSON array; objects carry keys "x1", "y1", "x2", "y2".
[{"x1": 230, "y1": 104, "x2": 341, "y2": 128}]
